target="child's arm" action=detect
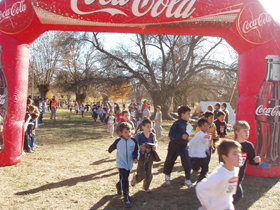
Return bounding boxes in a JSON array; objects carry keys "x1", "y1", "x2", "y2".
[
  {"x1": 248, "y1": 143, "x2": 261, "y2": 165},
  {"x1": 224, "y1": 123, "x2": 228, "y2": 136},
  {"x1": 108, "y1": 138, "x2": 120, "y2": 153},
  {"x1": 196, "y1": 172, "x2": 220, "y2": 209},
  {"x1": 169, "y1": 122, "x2": 187, "y2": 141},
  {"x1": 132, "y1": 138, "x2": 139, "y2": 161}
]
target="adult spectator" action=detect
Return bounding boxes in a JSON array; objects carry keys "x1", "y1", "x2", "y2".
[{"x1": 50, "y1": 96, "x2": 57, "y2": 120}]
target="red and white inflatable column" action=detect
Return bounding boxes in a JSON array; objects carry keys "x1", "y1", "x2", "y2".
[{"x1": 0, "y1": 33, "x2": 30, "y2": 166}]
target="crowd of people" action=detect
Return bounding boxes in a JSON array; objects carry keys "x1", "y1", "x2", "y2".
[
  {"x1": 108, "y1": 105, "x2": 260, "y2": 209},
  {"x1": 24, "y1": 96, "x2": 259, "y2": 209}
]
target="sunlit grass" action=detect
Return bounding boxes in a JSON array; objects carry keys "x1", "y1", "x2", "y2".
[{"x1": 0, "y1": 108, "x2": 279, "y2": 209}]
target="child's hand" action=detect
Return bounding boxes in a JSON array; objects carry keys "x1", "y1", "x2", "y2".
[
  {"x1": 152, "y1": 146, "x2": 156, "y2": 151},
  {"x1": 140, "y1": 145, "x2": 146, "y2": 152},
  {"x1": 206, "y1": 149, "x2": 210, "y2": 156},
  {"x1": 254, "y1": 156, "x2": 261, "y2": 163},
  {"x1": 133, "y1": 159, "x2": 138, "y2": 164},
  {"x1": 182, "y1": 134, "x2": 188, "y2": 140}
]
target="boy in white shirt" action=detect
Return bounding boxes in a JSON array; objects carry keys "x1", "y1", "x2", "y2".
[
  {"x1": 189, "y1": 118, "x2": 211, "y2": 182},
  {"x1": 196, "y1": 139, "x2": 242, "y2": 210}
]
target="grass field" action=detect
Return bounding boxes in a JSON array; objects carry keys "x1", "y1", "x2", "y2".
[{"x1": 0, "y1": 109, "x2": 279, "y2": 209}]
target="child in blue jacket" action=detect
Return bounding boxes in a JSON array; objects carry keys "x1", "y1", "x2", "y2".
[
  {"x1": 108, "y1": 122, "x2": 138, "y2": 208},
  {"x1": 163, "y1": 106, "x2": 193, "y2": 188}
]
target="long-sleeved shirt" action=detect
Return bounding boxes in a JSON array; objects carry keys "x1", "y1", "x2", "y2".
[
  {"x1": 196, "y1": 163, "x2": 239, "y2": 210},
  {"x1": 195, "y1": 123, "x2": 218, "y2": 147},
  {"x1": 239, "y1": 140, "x2": 259, "y2": 183},
  {"x1": 108, "y1": 136, "x2": 138, "y2": 170},
  {"x1": 168, "y1": 118, "x2": 189, "y2": 145},
  {"x1": 189, "y1": 131, "x2": 211, "y2": 158}
]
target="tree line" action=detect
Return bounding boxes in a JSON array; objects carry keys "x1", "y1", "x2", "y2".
[{"x1": 29, "y1": 31, "x2": 238, "y2": 119}]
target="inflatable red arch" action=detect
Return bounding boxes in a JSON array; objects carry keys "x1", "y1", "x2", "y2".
[{"x1": 0, "y1": 0, "x2": 280, "y2": 177}]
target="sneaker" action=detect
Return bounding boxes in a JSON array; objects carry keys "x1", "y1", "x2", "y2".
[
  {"x1": 165, "y1": 174, "x2": 171, "y2": 185},
  {"x1": 185, "y1": 179, "x2": 194, "y2": 188},
  {"x1": 123, "y1": 195, "x2": 132, "y2": 208},
  {"x1": 116, "y1": 182, "x2": 122, "y2": 195},
  {"x1": 131, "y1": 172, "x2": 136, "y2": 187}
]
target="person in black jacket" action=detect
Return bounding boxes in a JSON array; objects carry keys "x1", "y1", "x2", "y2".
[
  {"x1": 214, "y1": 111, "x2": 227, "y2": 138},
  {"x1": 163, "y1": 106, "x2": 193, "y2": 188},
  {"x1": 233, "y1": 121, "x2": 261, "y2": 204}
]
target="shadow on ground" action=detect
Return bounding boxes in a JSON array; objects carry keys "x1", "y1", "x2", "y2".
[
  {"x1": 235, "y1": 176, "x2": 280, "y2": 210},
  {"x1": 15, "y1": 168, "x2": 118, "y2": 195},
  {"x1": 90, "y1": 176, "x2": 201, "y2": 210}
]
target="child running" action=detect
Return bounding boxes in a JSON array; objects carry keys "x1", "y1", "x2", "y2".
[
  {"x1": 131, "y1": 119, "x2": 160, "y2": 192},
  {"x1": 163, "y1": 106, "x2": 193, "y2": 188},
  {"x1": 106, "y1": 110, "x2": 116, "y2": 138},
  {"x1": 115, "y1": 111, "x2": 135, "y2": 136},
  {"x1": 195, "y1": 111, "x2": 218, "y2": 164},
  {"x1": 108, "y1": 122, "x2": 138, "y2": 208},
  {"x1": 189, "y1": 118, "x2": 211, "y2": 183},
  {"x1": 196, "y1": 139, "x2": 242, "y2": 210},
  {"x1": 233, "y1": 121, "x2": 261, "y2": 204},
  {"x1": 214, "y1": 111, "x2": 227, "y2": 138}
]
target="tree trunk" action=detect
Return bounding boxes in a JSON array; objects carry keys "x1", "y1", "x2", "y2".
[
  {"x1": 150, "y1": 89, "x2": 175, "y2": 120},
  {"x1": 102, "y1": 94, "x2": 109, "y2": 103},
  {"x1": 76, "y1": 93, "x2": 86, "y2": 102},
  {"x1": 37, "y1": 84, "x2": 50, "y2": 98},
  {"x1": 136, "y1": 95, "x2": 142, "y2": 104}
]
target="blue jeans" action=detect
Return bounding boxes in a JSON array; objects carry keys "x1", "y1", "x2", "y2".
[
  {"x1": 24, "y1": 132, "x2": 31, "y2": 152},
  {"x1": 31, "y1": 135, "x2": 36, "y2": 149}
]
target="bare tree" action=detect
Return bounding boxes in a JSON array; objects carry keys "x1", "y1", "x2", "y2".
[
  {"x1": 29, "y1": 31, "x2": 62, "y2": 98},
  {"x1": 55, "y1": 32, "x2": 98, "y2": 102},
  {"x1": 82, "y1": 33, "x2": 237, "y2": 119}
]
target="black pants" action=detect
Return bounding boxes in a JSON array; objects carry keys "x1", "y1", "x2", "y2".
[
  {"x1": 190, "y1": 157, "x2": 208, "y2": 182},
  {"x1": 118, "y1": 168, "x2": 130, "y2": 196},
  {"x1": 163, "y1": 141, "x2": 191, "y2": 180},
  {"x1": 233, "y1": 182, "x2": 243, "y2": 204}
]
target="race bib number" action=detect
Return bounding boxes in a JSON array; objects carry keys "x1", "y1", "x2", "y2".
[
  {"x1": 204, "y1": 132, "x2": 212, "y2": 141},
  {"x1": 241, "y1": 153, "x2": 247, "y2": 166},
  {"x1": 226, "y1": 176, "x2": 238, "y2": 194},
  {"x1": 220, "y1": 125, "x2": 225, "y2": 133}
]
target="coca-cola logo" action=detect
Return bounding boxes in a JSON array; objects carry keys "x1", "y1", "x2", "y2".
[
  {"x1": 32, "y1": 0, "x2": 242, "y2": 26},
  {"x1": 70, "y1": 0, "x2": 197, "y2": 19},
  {"x1": 237, "y1": 2, "x2": 276, "y2": 45},
  {"x1": 256, "y1": 105, "x2": 280, "y2": 117},
  {"x1": 0, "y1": 0, "x2": 34, "y2": 34}
]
